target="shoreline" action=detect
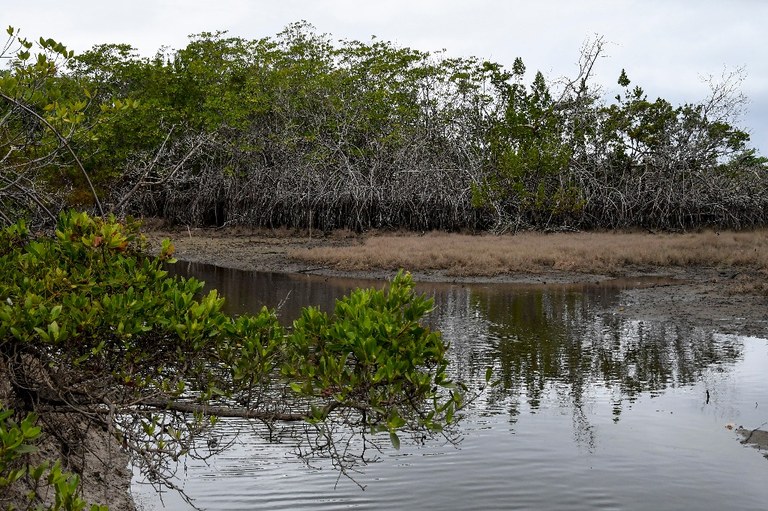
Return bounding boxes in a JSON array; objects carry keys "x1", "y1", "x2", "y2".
[
  {"x1": 144, "y1": 227, "x2": 768, "y2": 337},
  {"x1": 113, "y1": 226, "x2": 768, "y2": 508}
]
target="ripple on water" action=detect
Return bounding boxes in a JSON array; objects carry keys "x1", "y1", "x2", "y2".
[{"x1": 134, "y1": 266, "x2": 768, "y2": 511}]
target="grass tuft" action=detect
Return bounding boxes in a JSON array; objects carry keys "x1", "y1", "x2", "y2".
[{"x1": 289, "y1": 230, "x2": 768, "y2": 277}]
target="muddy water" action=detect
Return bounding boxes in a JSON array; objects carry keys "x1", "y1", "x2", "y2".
[{"x1": 134, "y1": 263, "x2": 768, "y2": 511}]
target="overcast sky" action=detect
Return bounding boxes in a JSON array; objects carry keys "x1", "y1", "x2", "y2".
[{"x1": 5, "y1": 0, "x2": 767, "y2": 153}]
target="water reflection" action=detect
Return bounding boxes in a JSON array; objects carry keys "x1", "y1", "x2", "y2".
[
  {"x1": 166, "y1": 261, "x2": 375, "y2": 320},
  {"x1": 169, "y1": 263, "x2": 743, "y2": 428},
  {"x1": 459, "y1": 287, "x2": 740, "y2": 410},
  {"x1": 147, "y1": 263, "x2": 768, "y2": 511},
  {"x1": 419, "y1": 281, "x2": 744, "y2": 453}
]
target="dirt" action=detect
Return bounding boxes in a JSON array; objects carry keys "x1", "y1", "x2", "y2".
[
  {"x1": 145, "y1": 227, "x2": 768, "y2": 338},
  {"x1": 0, "y1": 365, "x2": 135, "y2": 511},
  {"x1": 738, "y1": 427, "x2": 768, "y2": 458}
]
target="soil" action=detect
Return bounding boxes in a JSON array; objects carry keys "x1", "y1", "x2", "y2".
[
  {"x1": 0, "y1": 364, "x2": 135, "y2": 511},
  {"x1": 145, "y1": 226, "x2": 768, "y2": 338}
]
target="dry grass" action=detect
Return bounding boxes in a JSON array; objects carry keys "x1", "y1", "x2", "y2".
[{"x1": 289, "y1": 230, "x2": 768, "y2": 277}]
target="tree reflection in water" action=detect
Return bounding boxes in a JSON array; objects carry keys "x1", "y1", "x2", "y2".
[
  {"x1": 427, "y1": 282, "x2": 743, "y2": 449},
  {"x1": 167, "y1": 263, "x2": 745, "y2": 451}
]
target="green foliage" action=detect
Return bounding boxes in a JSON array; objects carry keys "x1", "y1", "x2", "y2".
[
  {"x1": 473, "y1": 69, "x2": 581, "y2": 229},
  {"x1": 0, "y1": 27, "x2": 135, "y2": 220},
  {"x1": 0, "y1": 212, "x2": 456, "y2": 497},
  {"x1": 1, "y1": 210, "x2": 252, "y2": 406},
  {"x1": 617, "y1": 69, "x2": 631, "y2": 88},
  {"x1": 283, "y1": 271, "x2": 461, "y2": 441},
  {"x1": 2, "y1": 25, "x2": 765, "y2": 232}
]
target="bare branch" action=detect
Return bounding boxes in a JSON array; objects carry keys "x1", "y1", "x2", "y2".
[{"x1": 0, "y1": 91, "x2": 104, "y2": 216}]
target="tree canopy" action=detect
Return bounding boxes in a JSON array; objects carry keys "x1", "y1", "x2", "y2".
[{"x1": 1, "y1": 24, "x2": 766, "y2": 233}]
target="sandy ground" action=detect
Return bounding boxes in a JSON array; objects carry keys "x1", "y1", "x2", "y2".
[{"x1": 145, "y1": 227, "x2": 768, "y2": 337}]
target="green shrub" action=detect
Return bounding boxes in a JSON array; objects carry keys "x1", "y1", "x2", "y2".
[{"x1": 0, "y1": 211, "x2": 457, "y2": 500}]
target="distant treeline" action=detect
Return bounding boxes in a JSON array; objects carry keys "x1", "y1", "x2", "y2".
[{"x1": 2, "y1": 23, "x2": 766, "y2": 231}]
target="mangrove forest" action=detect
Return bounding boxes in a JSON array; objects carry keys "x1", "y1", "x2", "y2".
[
  {"x1": 2, "y1": 23, "x2": 766, "y2": 233},
  {"x1": 1, "y1": 21, "x2": 767, "y2": 510}
]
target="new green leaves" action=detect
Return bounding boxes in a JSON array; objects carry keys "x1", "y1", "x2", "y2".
[{"x1": 283, "y1": 271, "x2": 456, "y2": 446}]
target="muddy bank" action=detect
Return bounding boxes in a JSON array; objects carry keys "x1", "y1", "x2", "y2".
[
  {"x1": 739, "y1": 427, "x2": 768, "y2": 458},
  {"x1": 0, "y1": 365, "x2": 135, "y2": 511},
  {"x1": 144, "y1": 227, "x2": 768, "y2": 338}
]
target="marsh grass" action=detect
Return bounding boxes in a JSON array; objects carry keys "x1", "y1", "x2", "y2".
[{"x1": 289, "y1": 230, "x2": 768, "y2": 277}]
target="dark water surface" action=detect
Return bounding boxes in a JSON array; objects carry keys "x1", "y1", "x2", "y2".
[{"x1": 134, "y1": 263, "x2": 768, "y2": 510}]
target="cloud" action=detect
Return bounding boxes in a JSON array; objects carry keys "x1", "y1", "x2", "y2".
[{"x1": 4, "y1": 0, "x2": 767, "y2": 152}]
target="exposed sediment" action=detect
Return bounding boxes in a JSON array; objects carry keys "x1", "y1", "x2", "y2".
[{"x1": 144, "y1": 227, "x2": 768, "y2": 337}]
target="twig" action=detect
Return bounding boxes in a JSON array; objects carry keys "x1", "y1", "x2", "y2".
[{"x1": 0, "y1": 91, "x2": 104, "y2": 216}]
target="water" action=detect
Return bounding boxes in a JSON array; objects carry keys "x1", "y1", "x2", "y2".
[{"x1": 134, "y1": 263, "x2": 768, "y2": 510}]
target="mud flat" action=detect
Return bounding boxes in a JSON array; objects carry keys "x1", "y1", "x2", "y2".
[
  {"x1": 145, "y1": 227, "x2": 768, "y2": 337},
  {"x1": 739, "y1": 427, "x2": 768, "y2": 457}
]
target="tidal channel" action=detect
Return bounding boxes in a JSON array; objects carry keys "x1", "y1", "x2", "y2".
[{"x1": 133, "y1": 263, "x2": 768, "y2": 510}]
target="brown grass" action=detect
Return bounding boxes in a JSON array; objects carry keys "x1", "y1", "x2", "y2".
[{"x1": 289, "y1": 230, "x2": 768, "y2": 277}]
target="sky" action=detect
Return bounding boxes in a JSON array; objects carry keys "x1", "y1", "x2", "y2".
[{"x1": 4, "y1": 0, "x2": 767, "y2": 154}]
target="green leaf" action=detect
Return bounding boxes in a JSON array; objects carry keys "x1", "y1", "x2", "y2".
[
  {"x1": 7, "y1": 468, "x2": 24, "y2": 483},
  {"x1": 30, "y1": 462, "x2": 49, "y2": 480},
  {"x1": 387, "y1": 414, "x2": 406, "y2": 430},
  {"x1": 14, "y1": 444, "x2": 38, "y2": 455},
  {"x1": 33, "y1": 326, "x2": 50, "y2": 342},
  {"x1": 48, "y1": 320, "x2": 60, "y2": 341},
  {"x1": 389, "y1": 431, "x2": 400, "y2": 450}
]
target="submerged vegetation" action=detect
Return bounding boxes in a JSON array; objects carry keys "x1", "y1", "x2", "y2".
[{"x1": 1, "y1": 23, "x2": 766, "y2": 233}]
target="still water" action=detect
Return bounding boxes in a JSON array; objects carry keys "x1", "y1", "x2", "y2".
[{"x1": 134, "y1": 263, "x2": 768, "y2": 510}]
